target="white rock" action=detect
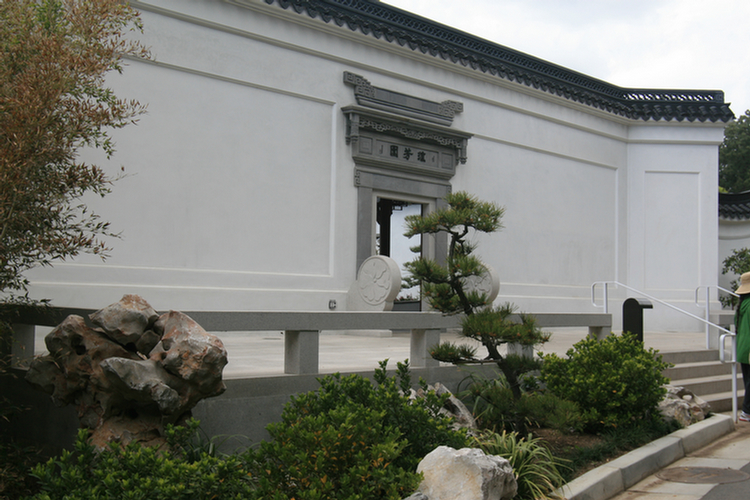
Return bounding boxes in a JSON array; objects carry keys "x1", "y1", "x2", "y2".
[{"x1": 417, "y1": 446, "x2": 517, "y2": 500}]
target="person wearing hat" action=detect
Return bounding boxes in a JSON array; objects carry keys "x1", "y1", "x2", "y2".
[{"x1": 734, "y1": 272, "x2": 750, "y2": 421}]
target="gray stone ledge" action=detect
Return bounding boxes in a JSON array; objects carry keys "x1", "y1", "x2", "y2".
[{"x1": 557, "y1": 414, "x2": 734, "y2": 500}]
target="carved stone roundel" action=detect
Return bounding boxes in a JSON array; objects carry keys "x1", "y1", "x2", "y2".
[
  {"x1": 462, "y1": 264, "x2": 500, "y2": 304},
  {"x1": 357, "y1": 256, "x2": 401, "y2": 306}
]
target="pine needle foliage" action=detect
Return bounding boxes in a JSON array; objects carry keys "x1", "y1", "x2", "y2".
[
  {"x1": 403, "y1": 191, "x2": 504, "y2": 316},
  {"x1": 403, "y1": 192, "x2": 549, "y2": 405}
]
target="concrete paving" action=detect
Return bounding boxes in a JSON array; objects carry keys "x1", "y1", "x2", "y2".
[
  {"x1": 559, "y1": 413, "x2": 747, "y2": 500},
  {"x1": 580, "y1": 414, "x2": 750, "y2": 500},
  {"x1": 213, "y1": 327, "x2": 710, "y2": 379}
]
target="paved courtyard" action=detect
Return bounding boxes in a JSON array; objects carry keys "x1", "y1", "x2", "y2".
[{"x1": 214, "y1": 328, "x2": 710, "y2": 379}]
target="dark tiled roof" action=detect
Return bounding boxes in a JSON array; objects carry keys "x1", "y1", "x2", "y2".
[
  {"x1": 265, "y1": 0, "x2": 734, "y2": 123},
  {"x1": 720, "y1": 192, "x2": 750, "y2": 220}
]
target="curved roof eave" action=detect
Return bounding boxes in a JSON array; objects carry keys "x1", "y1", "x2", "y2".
[
  {"x1": 264, "y1": 0, "x2": 735, "y2": 123},
  {"x1": 720, "y1": 191, "x2": 750, "y2": 220}
]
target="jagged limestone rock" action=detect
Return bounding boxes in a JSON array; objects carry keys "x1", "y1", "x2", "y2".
[
  {"x1": 659, "y1": 384, "x2": 710, "y2": 427},
  {"x1": 409, "y1": 382, "x2": 478, "y2": 432},
  {"x1": 25, "y1": 295, "x2": 227, "y2": 449},
  {"x1": 89, "y1": 294, "x2": 159, "y2": 347}
]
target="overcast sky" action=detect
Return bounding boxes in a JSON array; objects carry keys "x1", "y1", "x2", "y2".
[{"x1": 382, "y1": 0, "x2": 750, "y2": 119}]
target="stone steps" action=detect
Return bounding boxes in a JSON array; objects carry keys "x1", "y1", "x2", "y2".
[
  {"x1": 662, "y1": 350, "x2": 744, "y2": 413},
  {"x1": 664, "y1": 361, "x2": 731, "y2": 381}
]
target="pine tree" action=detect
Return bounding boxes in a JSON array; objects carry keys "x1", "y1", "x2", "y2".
[{"x1": 404, "y1": 191, "x2": 549, "y2": 400}]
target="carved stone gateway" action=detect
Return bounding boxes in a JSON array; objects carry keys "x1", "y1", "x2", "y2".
[
  {"x1": 343, "y1": 71, "x2": 473, "y2": 271},
  {"x1": 25, "y1": 295, "x2": 227, "y2": 449},
  {"x1": 343, "y1": 72, "x2": 471, "y2": 178}
]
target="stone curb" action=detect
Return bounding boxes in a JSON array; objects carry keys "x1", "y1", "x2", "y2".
[{"x1": 555, "y1": 414, "x2": 736, "y2": 500}]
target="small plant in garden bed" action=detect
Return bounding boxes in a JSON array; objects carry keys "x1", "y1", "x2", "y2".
[
  {"x1": 252, "y1": 359, "x2": 469, "y2": 469},
  {"x1": 541, "y1": 416, "x2": 681, "y2": 482},
  {"x1": 475, "y1": 430, "x2": 568, "y2": 500},
  {"x1": 459, "y1": 371, "x2": 584, "y2": 434}
]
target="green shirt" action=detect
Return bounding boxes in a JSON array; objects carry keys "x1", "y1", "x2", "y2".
[{"x1": 735, "y1": 297, "x2": 750, "y2": 364}]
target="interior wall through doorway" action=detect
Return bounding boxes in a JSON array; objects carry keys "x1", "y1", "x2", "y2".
[{"x1": 376, "y1": 198, "x2": 422, "y2": 300}]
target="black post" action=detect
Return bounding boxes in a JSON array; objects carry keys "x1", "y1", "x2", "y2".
[{"x1": 622, "y1": 297, "x2": 653, "y2": 342}]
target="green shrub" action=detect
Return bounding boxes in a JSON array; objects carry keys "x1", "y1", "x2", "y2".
[
  {"x1": 460, "y1": 374, "x2": 583, "y2": 433},
  {"x1": 559, "y1": 417, "x2": 681, "y2": 482},
  {"x1": 248, "y1": 359, "x2": 468, "y2": 500},
  {"x1": 540, "y1": 333, "x2": 670, "y2": 432},
  {"x1": 29, "y1": 429, "x2": 256, "y2": 500},
  {"x1": 516, "y1": 392, "x2": 583, "y2": 434},
  {"x1": 165, "y1": 418, "x2": 248, "y2": 462},
  {"x1": 251, "y1": 407, "x2": 419, "y2": 500},
  {"x1": 475, "y1": 430, "x2": 567, "y2": 500},
  {"x1": 461, "y1": 374, "x2": 516, "y2": 431},
  {"x1": 275, "y1": 359, "x2": 469, "y2": 472}
]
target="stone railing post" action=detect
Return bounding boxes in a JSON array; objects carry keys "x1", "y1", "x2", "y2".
[
  {"x1": 410, "y1": 328, "x2": 440, "y2": 368},
  {"x1": 284, "y1": 330, "x2": 320, "y2": 374},
  {"x1": 588, "y1": 326, "x2": 606, "y2": 340}
]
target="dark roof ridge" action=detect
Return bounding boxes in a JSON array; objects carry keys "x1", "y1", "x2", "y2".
[
  {"x1": 264, "y1": 0, "x2": 734, "y2": 123},
  {"x1": 719, "y1": 191, "x2": 750, "y2": 220}
]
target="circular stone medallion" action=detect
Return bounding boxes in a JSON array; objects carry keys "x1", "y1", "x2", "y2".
[{"x1": 656, "y1": 466, "x2": 750, "y2": 484}]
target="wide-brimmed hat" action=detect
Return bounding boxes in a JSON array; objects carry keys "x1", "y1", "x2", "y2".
[{"x1": 737, "y1": 272, "x2": 750, "y2": 295}]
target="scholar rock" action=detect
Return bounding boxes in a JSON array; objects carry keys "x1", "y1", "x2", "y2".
[
  {"x1": 25, "y1": 296, "x2": 228, "y2": 449},
  {"x1": 150, "y1": 310, "x2": 227, "y2": 397},
  {"x1": 101, "y1": 358, "x2": 183, "y2": 415},
  {"x1": 416, "y1": 446, "x2": 517, "y2": 500},
  {"x1": 26, "y1": 314, "x2": 139, "y2": 412},
  {"x1": 432, "y1": 383, "x2": 478, "y2": 431},
  {"x1": 89, "y1": 294, "x2": 159, "y2": 347},
  {"x1": 659, "y1": 385, "x2": 710, "y2": 427},
  {"x1": 410, "y1": 383, "x2": 478, "y2": 432}
]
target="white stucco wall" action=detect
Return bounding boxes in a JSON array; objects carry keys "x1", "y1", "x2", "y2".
[{"x1": 23, "y1": 0, "x2": 727, "y2": 331}]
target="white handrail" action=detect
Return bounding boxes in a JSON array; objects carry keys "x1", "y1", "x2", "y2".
[
  {"x1": 695, "y1": 285, "x2": 737, "y2": 349},
  {"x1": 720, "y1": 333, "x2": 739, "y2": 422},
  {"x1": 593, "y1": 280, "x2": 738, "y2": 423},
  {"x1": 592, "y1": 281, "x2": 732, "y2": 335}
]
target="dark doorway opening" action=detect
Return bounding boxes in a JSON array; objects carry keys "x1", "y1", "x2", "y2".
[{"x1": 376, "y1": 197, "x2": 422, "y2": 309}]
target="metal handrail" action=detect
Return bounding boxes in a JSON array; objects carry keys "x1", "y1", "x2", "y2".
[
  {"x1": 720, "y1": 333, "x2": 739, "y2": 422},
  {"x1": 592, "y1": 280, "x2": 738, "y2": 422},
  {"x1": 592, "y1": 281, "x2": 732, "y2": 335},
  {"x1": 695, "y1": 285, "x2": 737, "y2": 349}
]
